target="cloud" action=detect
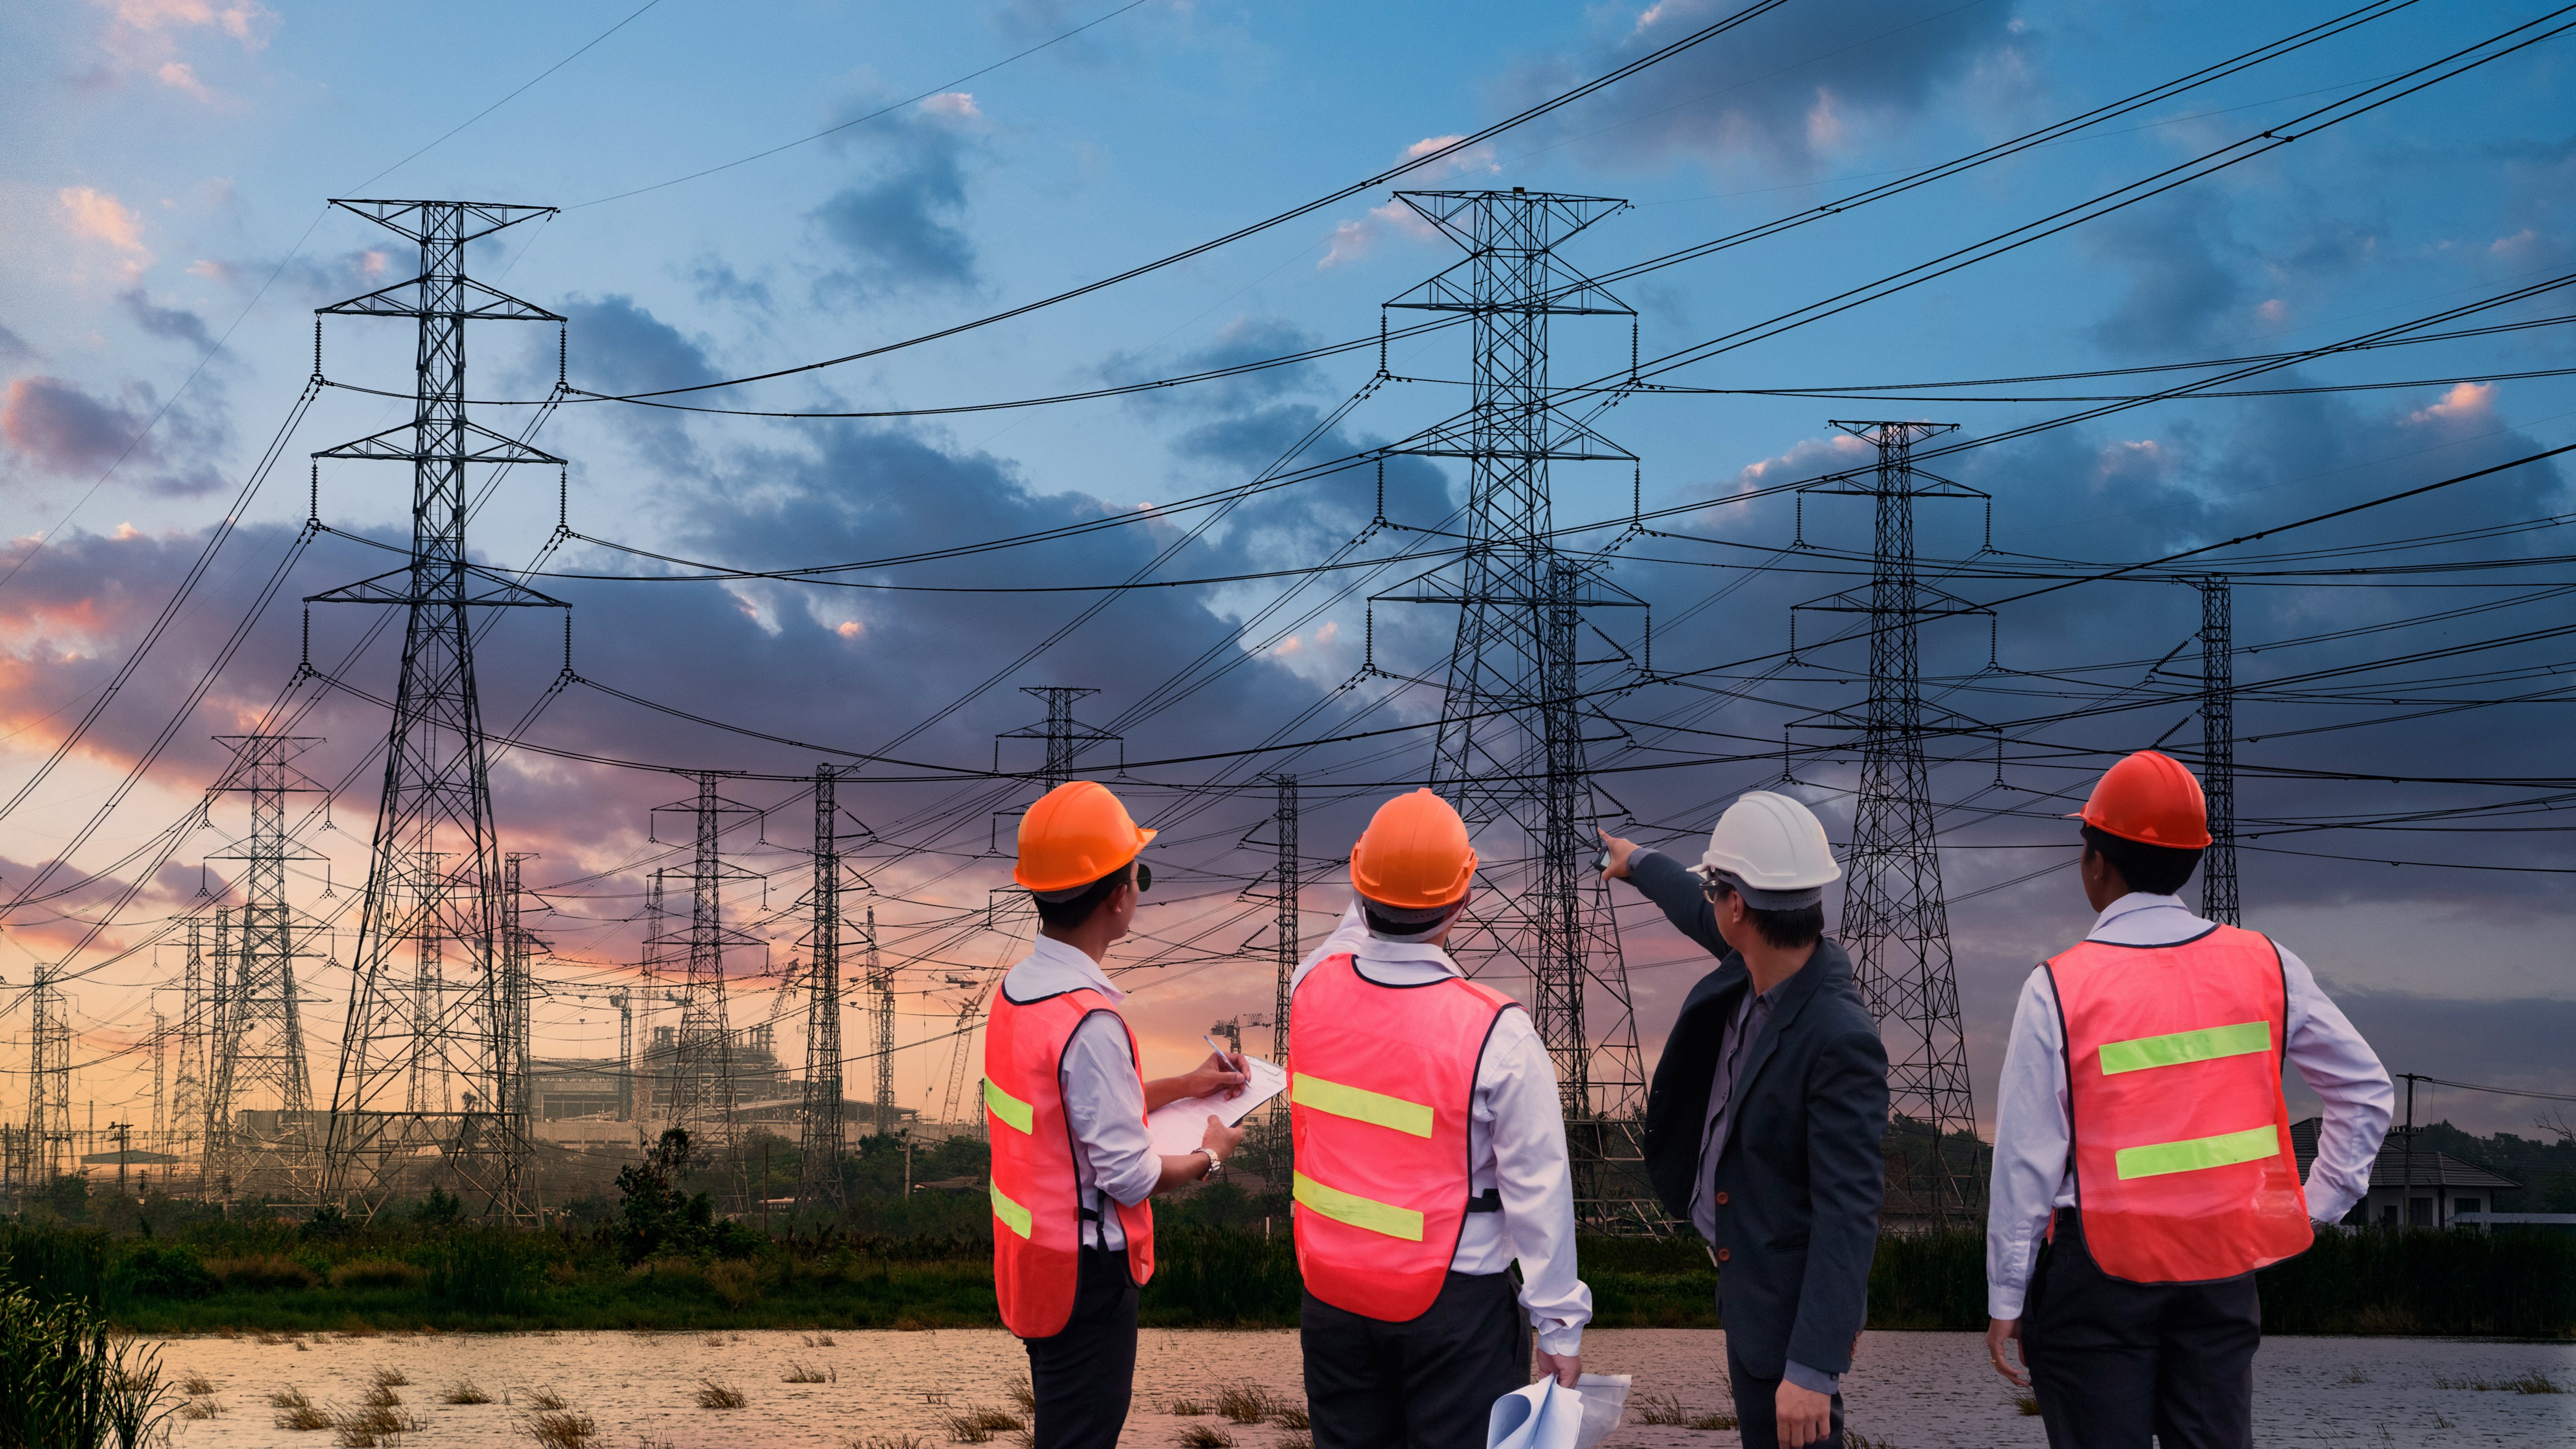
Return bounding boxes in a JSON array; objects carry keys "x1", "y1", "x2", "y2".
[
  {"x1": 59, "y1": 187, "x2": 152, "y2": 269},
  {"x1": 1505, "y1": 0, "x2": 2023, "y2": 176},
  {"x1": 2, "y1": 376, "x2": 144, "y2": 476},
  {"x1": 0, "y1": 326, "x2": 33, "y2": 364},
  {"x1": 810, "y1": 95, "x2": 986, "y2": 300},
  {"x1": 98, "y1": 0, "x2": 276, "y2": 50},
  {"x1": 153, "y1": 59, "x2": 218, "y2": 102},
  {"x1": 688, "y1": 258, "x2": 773, "y2": 314},
  {"x1": 118, "y1": 287, "x2": 217, "y2": 354},
  {"x1": 2083, "y1": 192, "x2": 2246, "y2": 354}
]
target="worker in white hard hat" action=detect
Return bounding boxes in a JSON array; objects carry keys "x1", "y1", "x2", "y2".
[{"x1": 1601, "y1": 794, "x2": 1888, "y2": 1449}]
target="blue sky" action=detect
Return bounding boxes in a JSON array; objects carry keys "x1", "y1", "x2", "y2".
[{"x1": 3, "y1": 1, "x2": 2571, "y2": 1143}]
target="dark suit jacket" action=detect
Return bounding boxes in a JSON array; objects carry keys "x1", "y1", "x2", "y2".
[{"x1": 1630, "y1": 849, "x2": 1889, "y2": 1379}]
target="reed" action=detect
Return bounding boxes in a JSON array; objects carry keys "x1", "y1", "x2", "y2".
[
  {"x1": 1176, "y1": 1426, "x2": 1235, "y2": 1449},
  {"x1": 370, "y1": 1366, "x2": 410, "y2": 1388},
  {"x1": 272, "y1": 1387, "x2": 332, "y2": 1432},
  {"x1": 2012, "y1": 1390, "x2": 2041, "y2": 1416},
  {"x1": 524, "y1": 1386, "x2": 570, "y2": 1411},
  {"x1": 1006, "y1": 1373, "x2": 1036, "y2": 1414},
  {"x1": 441, "y1": 1380, "x2": 493, "y2": 1404},
  {"x1": 1213, "y1": 1385, "x2": 1279, "y2": 1424},
  {"x1": 695, "y1": 1379, "x2": 749, "y2": 1410},
  {"x1": 848, "y1": 1436, "x2": 932, "y2": 1449},
  {"x1": 783, "y1": 1361, "x2": 836, "y2": 1384},
  {"x1": 180, "y1": 1371, "x2": 216, "y2": 1396},
  {"x1": 329, "y1": 1400, "x2": 426, "y2": 1447},
  {"x1": 0, "y1": 1282, "x2": 174, "y2": 1449},
  {"x1": 521, "y1": 1408, "x2": 600, "y2": 1448},
  {"x1": 938, "y1": 1405, "x2": 1025, "y2": 1442},
  {"x1": 1274, "y1": 1436, "x2": 1312, "y2": 1449},
  {"x1": 1163, "y1": 1397, "x2": 1209, "y2": 1416},
  {"x1": 1269, "y1": 1402, "x2": 1311, "y2": 1431}
]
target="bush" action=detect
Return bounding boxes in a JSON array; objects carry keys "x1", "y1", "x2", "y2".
[
  {"x1": 205, "y1": 1255, "x2": 319, "y2": 1294},
  {"x1": 2260, "y1": 1227, "x2": 2576, "y2": 1336},
  {"x1": 326, "y1": 1260, "x2": 425, "y2": 1292},
  {"x1": 425, "y1": 1231, "x2": 534, "y2": 1315},
  {"x1": 110, "y1": 1243, "x2": 217, "y2": 1303}
]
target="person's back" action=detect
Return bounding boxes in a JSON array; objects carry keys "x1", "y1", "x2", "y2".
[
  {"x1": 1290, "y1": 789, "x2": 1590, "y2": 1449},
  {"x1": 1983, "y1": 752, "x2": 2391, "y2": 1449}
]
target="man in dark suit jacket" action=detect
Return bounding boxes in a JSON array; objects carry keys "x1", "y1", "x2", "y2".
[{"x1": 1601, "y1": 793, "x2": 1889, "y2": 1449}]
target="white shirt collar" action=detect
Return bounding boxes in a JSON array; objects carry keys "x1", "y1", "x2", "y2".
[
  {"x1": 2089, "y1": 891, "x2": 2194, "y2": 934},
  {"x1": 1005, "y1": 932, "x2": 1125, "y2": 1004}
]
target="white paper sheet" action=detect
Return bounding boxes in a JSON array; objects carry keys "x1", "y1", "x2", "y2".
[
  {"x1": 1486, "y1": 1374, "x2": 1630, "y2": 1449},
  {"x1": 1145, "y1": 1055, "x2": 1287, "y2": 1156}
]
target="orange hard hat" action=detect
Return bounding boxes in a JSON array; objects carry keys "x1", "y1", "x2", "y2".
[
  {"x1": 2071, "y1": 750, "x2": 2213, "y2": 849},
  {"x1": 1349, "y1": 788, "x2": 1477, "y2": 910},
  {"x1": 1013, "y1": 780, "x2": 1157, "y2": 894}
]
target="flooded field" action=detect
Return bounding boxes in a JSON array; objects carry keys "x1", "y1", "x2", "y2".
[{"x1": 154, "y1": 1327, "x2": 2572, "y2": 1447}]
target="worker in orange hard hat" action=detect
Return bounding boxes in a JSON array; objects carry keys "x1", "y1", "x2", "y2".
[
  {"x1": 1984, "y1": 751, "x2": 2391, "y2": 1449},
  {"x1": 1290, "y1": 788, "x2": 1591, "y2": 1449},
  {"x1": 987, "y1": 779, "x2": 1249, "y2": 1449}
]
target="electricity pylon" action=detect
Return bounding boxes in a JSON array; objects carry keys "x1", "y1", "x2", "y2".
[
  {"x1": 24, "y1": 971, "x2": 71, "y2": 1187},
  {"x1": 312, "y1": 199, "x2": 565, "y2": 1222},
  {"x1": 1268, "y1": 773, "x2": 1300, "y2": 1075},
  {"x1": 1795, "y1": 420, "x2": 1986, "y2": 1227},
  {"x1": 2199, "y1": 577, "x2": 2239, "y2": 925},
  {"x1": 865, "y1": 909, "x2": 894, "y2": 1135},
  {"x1": 649, "y1": 773, "x2": 765, "y2": 1162},
  {"x1": 170, "y1": 917, "x2": 208, "y2": 1185},
  {"x1": 1379, "y1": 188, "x2": 1657, "y2": 1229},
  {"x1": 798, "y1": 765, "x2": 849, "y2": 1206},
  {"x1": 204, "y1": 734, "x2": 325, "y2": 1200},
  {"x1": 501, "y1": 853, "x2": 540, "y2": 1159}
]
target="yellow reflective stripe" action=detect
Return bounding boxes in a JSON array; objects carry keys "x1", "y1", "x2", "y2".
[
  {"x1": 1292, "y1": 1171, "x2": 1424, "y2": 1242},
  {"x1": 990, "y1": 1180, "x2": 1033, "y2": 1238},
  {"x1": 2099, "y1": 1021, "x2": 2270, "y2": 1076},
  {"x1": 984, "y1": 1077, "x2": 1034, "y2": 1135},
  {"x1": 1292, "y1": 1073, "x2": 1434, "y2": 1138},
  {"x1": 2115, "y1": 1125, "x2": 2281, "y2": 1180}
]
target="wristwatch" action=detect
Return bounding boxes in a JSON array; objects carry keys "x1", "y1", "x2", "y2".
[{"x1": 1198, "y1": 1149, "x2": 1225, "y2": 1177}]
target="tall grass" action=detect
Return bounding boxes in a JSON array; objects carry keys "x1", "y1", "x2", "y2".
[{"x1": 0, "y1": 1282, "x2": 173, "y2": 1448}]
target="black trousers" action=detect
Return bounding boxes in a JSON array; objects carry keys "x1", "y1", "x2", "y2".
[
  {"x1": 1304, "y1": 1270, "x2": 1530, "y2": 1449},
  {"x1": 2024, "y1": 1214, "x2": 2261, "y2": 1449},
  {"x1": 1725, "y1": 1343, "x2": 1844, "y2": 1449},
  {"x1": 1022, "y1": 1246, "x2": 1140, "y2": 1449}
]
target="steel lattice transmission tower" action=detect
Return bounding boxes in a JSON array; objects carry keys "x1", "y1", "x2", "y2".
[
  {"x1": 998, "y1": 687, "x2": 1117, "y2": 791},
  {"x1": 312, "y1": 200, "x2": 566, "y2": 1221},
  {"x1": 1379, "y1": 189, "x2": 1656, "y2": 1228},
  {"x1": 865, "y1": 908, "x2": 894, "y2": 1136},
  {"x1": 1797, "y1": 420, "x2": 1985, "y2": 1226},
  {"x1": 799, "y1": 765, "x2": 849, "y2": 1206},
  {"x1": 2198, "y1": 577, "x2": 2239, "y2": 925},
  {"x1": 204, "y1": 735, "x2": 325, "y2": 1199},
  {"x1": 170, "y1": 917, "x2": 209, "y2": 1184},
  {"x1": 501, "y1": 853, "x2": 540, "y2": 1151},
  {"x1": 649, "y1": 774, "x2": 765, "y2": 1161},
  {"x1": 24, "y1": 971, "x2": 71, "y2": 1188},
  {"x1": 1267, "y1": 774, "x2": 1300, "y2": 1073}
]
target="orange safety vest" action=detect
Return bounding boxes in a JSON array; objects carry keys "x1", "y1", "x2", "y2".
[
  {"x1": 984, "y1": 988, "x2": 1155, "y2": 1338},
  {"x1": 1289, "y1": 952, "x2": 1519, "y2": 1321},
  {"x1": 2047, "y1": 925, "x2": 2313, "y2": 1284}
]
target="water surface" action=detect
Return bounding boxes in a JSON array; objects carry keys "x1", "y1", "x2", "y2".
[{"x1": 156, "y1": 1327, "x2": 2574, "y2": 1447}]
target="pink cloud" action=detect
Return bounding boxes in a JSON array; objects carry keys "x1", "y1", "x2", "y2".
[
  {"x1": 154, "y1": 59, "x2": 218, "y2": 102},
  {"x1": 2404, "y1": 382, "x2": 2495, "y2": 428},
  {"x1": 100, "y1": 0, "x2": 276, "y2": 51},
  {"x1": 59, "y1": 186, "x2": 151, "y2": 263}
]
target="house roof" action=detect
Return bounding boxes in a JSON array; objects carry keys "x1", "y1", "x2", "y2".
[{"x1": 2289, "y1": 1116, "x2": 2521, "y2": 1190}]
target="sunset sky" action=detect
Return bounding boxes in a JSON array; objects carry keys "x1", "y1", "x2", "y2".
[{"x1": 4, "y1": 0, "x2": 2570, "y2": 1147}]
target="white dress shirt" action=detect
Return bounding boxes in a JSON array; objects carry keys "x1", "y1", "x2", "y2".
[
  {"x1": 1291, "y1": 901, "x2": 1595, "y2": 1356},
  {"x1": 1985, "y1": 893, "x2": 2393, "y2": 1318},
  {"x1": 999, "y1": 935, "x2": 1163, "y2": 1251}
]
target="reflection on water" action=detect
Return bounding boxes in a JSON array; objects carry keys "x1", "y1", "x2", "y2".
[{"x1": 154, "y1": 1328, "x2": 2573, "y2": 1448}]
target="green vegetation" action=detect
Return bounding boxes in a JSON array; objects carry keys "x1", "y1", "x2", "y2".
[
  {"x1": 0, "y1": 1273, "x2": 172, "y2": 1448},
  {"x1": 12, "y1": 1125, "x2": 2569, "y2": 1337}
]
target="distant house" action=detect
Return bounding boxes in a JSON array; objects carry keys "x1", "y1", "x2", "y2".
[{"x1": 2290, "y1": 1116, "x2": 2521, "y2": 1228}]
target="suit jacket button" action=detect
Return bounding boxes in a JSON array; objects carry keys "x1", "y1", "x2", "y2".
[
  {"x1": 1716, "y1": 1248, "x2": 1731, "y2": 1263},
  {"x1": 1715, "y1": 1191, "x2": 1729, "y2": 1206}
]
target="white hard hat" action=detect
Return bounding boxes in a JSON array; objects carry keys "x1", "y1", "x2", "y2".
[{"x1": 1697, "y1": 791, "x2": 1841, "y2": 898}]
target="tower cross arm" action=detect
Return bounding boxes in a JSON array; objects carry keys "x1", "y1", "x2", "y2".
[{"x1": 318, "y1": 274, "x2": 565, "y2": 324}]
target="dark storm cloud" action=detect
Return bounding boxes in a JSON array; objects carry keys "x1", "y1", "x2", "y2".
[
  {"x1": 1507, "y1": 0, "x2": 2025, "y2": 175},
  {"x1": 118, "y1": 287, "x2": 220, "y2": 356},
  {"x1": 2083, "y1": 192, "x2": 2248, "y2": 354},
  {"x1": 810, "y1": 99, "x2": 984, "y2": 301},
  {"x1": 559, "y1": 294, "x2": 722, "y2": 396}
]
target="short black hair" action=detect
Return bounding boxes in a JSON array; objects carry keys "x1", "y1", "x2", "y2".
[
  {"x1": 2080, "y1": 823, "x2": 2203, "y2": 897},
  {"x1": 1032, "y1": 862, "x2": 1135, "y2": 931},
  {"x1": 1709, "y1": 881, "x2": 1826, "y2": 950}
]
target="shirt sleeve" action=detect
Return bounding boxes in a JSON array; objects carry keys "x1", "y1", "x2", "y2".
[
  {"x1": 1478, "y1": 1010, "x2": 1594, "y2": 1356},
  {"x1": 1060, "y1": 1012, "x2": 1162, "y2": 1209},
  {"x1": 1987, "y1": 967, "x2": 2068, "y2": 1319},
  {"x1": 2276, "y1": 943, "x2": 2392, "y2": 1225}
]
